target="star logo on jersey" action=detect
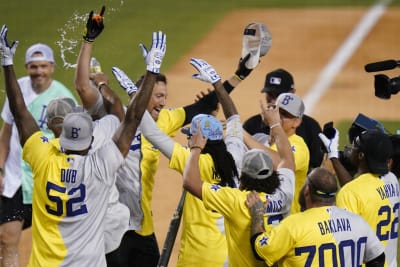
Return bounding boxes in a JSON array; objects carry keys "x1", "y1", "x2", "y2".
[
  {"x1": 210, "y1": 184, "x2": 221, "y2": 192},
  {"x1": 259, "y1": 236, "x2": 269, "y2": 246},
  {"x1": 291, "y1": 145, "x2": 296, "y2": 152},
  {"x1": 40, "y1": 136, "x2": 49, "y2": 143}
]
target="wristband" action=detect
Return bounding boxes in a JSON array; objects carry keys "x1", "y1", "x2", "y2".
[
  {"x1": 0, "y1": 167, "x2": 4, "y2": 176},
  {"x1": 270, "y1": 123, "x2": 281, "y2": 130},
  {"x1": 97, "y1": 81, "x2": 107, "y2": 90},
  {"x1": 190, "y1": 146, "x2": 203, "y2": 151},
  {"x1": 222, "y1": 80, "x2": 234, "y2": 93}
]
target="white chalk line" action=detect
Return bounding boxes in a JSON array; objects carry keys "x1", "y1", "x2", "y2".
[{"x1": 303, "y1": 0, "x2": 392, "y2": 114}]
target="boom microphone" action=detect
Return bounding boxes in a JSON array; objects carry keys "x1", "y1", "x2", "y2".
[{"x1": 364, "y1": 60, "x2": 400, "y2": 72}]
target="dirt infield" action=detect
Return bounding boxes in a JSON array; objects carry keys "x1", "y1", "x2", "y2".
[{"x1": 19, "y1": 7, "x2": 400, "y2": 266}]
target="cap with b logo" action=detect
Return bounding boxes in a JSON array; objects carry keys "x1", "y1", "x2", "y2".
[
  {"x1": 261, "y1": 68, "x2": 294, "y2": 94},
  {"x1": 60, "y1": 112, "x2": 93, "y2": 151},
  {"x1": 276, "y1": 93, "x2": 305, "y2": 118}
]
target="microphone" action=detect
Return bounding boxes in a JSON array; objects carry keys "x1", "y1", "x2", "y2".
[{"x1": 364, "y1": 60, "x2": 400, "y2": 72}]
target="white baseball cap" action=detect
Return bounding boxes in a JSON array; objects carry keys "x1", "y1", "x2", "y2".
[
  {"x1": 60, "y1": 112, "x2": 93, "y2": 151},
  {"x1": 25, "y1": 43, "x2": 54, "y2": 64}
]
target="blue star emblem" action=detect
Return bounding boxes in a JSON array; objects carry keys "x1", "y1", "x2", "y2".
[
  {"x1": 210, "y1": 184, "x2": 221, "y2": 192},
  {"x1": 259, "y1": 236, "x2": 269, "y2": 246},
  {"x1": 40, "y1": 136, "x2": 49, "y2": 143}
]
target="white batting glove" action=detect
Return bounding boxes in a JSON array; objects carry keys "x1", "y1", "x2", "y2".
[
  {"x1": 139, "y1": 31, "x2": 166, "y2": 73},
  {"x1": 318, "y1": 129, "x2": 339, "y2": 159},
  {"x1": 0, "y1": 25, "x2": 19, "y2": 66},
  {"x1": 111, "y1": 66, "x2": 138, "y2": 96},
  {"x1": 190, "y1": 58, "x2": 221, "y2": 84}
]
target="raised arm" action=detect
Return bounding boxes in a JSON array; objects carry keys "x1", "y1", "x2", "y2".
[
  {"x1": 113, "y1": 31, "x2": 166, "y2": 157},
  {"x1": 260, "y1": 102, "x2": 294, "y2": 171},
  {"x1": 0, "y1": 25, "x2": 39, "y2": 146},
  {"x1": 319, "y1": 129, "x2": 353, "y2": 186},
  {"x1": 189, "y1": 58, "x2": 238, "y2": 119},
  {"x1": 75, "y1": 6, "x2": 105, "y2": 111}
]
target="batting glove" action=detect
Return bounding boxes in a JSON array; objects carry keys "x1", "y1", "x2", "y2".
[
  {"x1": 0, "y1": 25, "x2": 18, "y2": 66},
  {"x1": 318, "y1": 128, "x2": 339, "y2": 159},
  {"x1": 139, "y1": 31, "x2": 166, "y2": 73},
  {"x1": 234, "y1": 53, "x2": 253, "y2": 81},
  {"x1": 190, "y1": 58, "x2": 221, "y2": 84},
  {"x1": 83, "y1": 6, "x2": 105, "y2": 43},
  {"x1": 111, "y1": 66, "x2": 138, "y2": 96}
]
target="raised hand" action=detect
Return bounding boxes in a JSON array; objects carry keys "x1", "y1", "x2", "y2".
[
  {"x1": 83, "y1": 5, "x2": 105, "y2": 43},
  {"x1": 139, "y1": 31, "x2": 166, "y2": 73},
  {"x1": 318, "y1": 129, "x2": 339, "y2": 159},
  {"x1": 190, "y1": 58, "x2": 221, "y2": 84},
  {"x1": 112, "y1": 66, "x2": 138, "y2": 96},
  {"x1": 234, "y1": 53, "x2": 252, "y2": 81},
  {"x1": 0, "y1": 25, "x2": 19, "y2": 66}
]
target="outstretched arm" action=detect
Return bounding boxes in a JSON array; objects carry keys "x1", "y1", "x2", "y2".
[
  {"x1": 0, "y1": 25, "x2": 39, "y2": 146},
  {"x1": 113, "y1": 31, "x2": 166, "y2": 157},
  {"x1": 189, "y1": 58, "x2": 238, "y2": 119}
]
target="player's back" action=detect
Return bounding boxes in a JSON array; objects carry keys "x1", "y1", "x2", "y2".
[
  {"x1": 23, "y1": 131, "x2": 124, "y2": 267},
  {"x1": 255, "y1": 206, "x2": 384, "y2": 266}
]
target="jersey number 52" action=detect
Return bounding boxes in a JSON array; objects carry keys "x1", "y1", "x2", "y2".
[{"x1": 45, "y1": 181, "x2": 88, "y2": 217}]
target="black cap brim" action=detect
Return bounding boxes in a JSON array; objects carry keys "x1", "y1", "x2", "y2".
[{"x1": 181, "y1": 127, "x2": 191, "y2": 136}]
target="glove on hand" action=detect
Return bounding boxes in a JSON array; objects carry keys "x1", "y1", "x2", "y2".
[
  {"x1": 83, "y1": 6, "x2": 105, "y2": 42},
  {"x1": 234, "y1": 53, "x2": 253, "y2": 80},
  {"x1": 318, "y1": 128, "x2": 339, "y2": 159},
  {"x1": 190, "y1": 58, "x2": 221, "y2": 84},
  {"x1": 0, "y1": 25, "x2": 18, "y2": 66},
  {"x1": 139, "y1": 31, "x2": 166, "y2": 73},
  {"x1": 111, "y1": 66, "x2": 138, "y2": 96}
]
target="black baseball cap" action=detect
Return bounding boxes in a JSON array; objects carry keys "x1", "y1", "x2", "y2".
[
  {"x1": 260, "y1": 68, "x2": 294, "y2": 94},
  {"x1": 357, "y1": 129, "x2": 393, "y2": 175}
]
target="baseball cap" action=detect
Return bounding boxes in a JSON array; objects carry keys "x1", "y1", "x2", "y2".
[
  {"x1": 276, "y1": 93, "x2": 305, "y2": 118},
  {"x1": 356, "y1": 129, "x2": 392, "y2": 175},
  {"x1": 60, "y1": 112, "x2": 94, "y2": 151},
  {"x1": 242, "y1": 22, "x2": 272, "y2": 69},
  {"x1": 46, "y1": 97, "x2": 76, "y2": 122},
  {"x1": 261, "y1": 68, "x2": 294, "y2": 94},
  {"x1": 181, "y1": 114, "x2": 223, "y2": 141},
  {"x1": 241, "y1": 148, "x2": 274, "y2": 179},
  {"x1": 25, "y1": 43, "x2": 54, "y2": 64}
]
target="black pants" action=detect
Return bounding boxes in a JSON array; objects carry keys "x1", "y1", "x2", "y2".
[{"x1": 118, "y1": 230, "x2": 160, "y2": 267}]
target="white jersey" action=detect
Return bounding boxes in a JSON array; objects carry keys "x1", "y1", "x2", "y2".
[
  {"x1": 91, "y1": 115, "x2": 130, "y2": 253},
  {"x1": 23, "y1": 132, "x2": 124, "y2": 267}
]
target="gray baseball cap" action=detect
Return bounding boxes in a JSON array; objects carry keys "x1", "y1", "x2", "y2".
[
  {"x1": 46, "y1": 97, "x2": 76, "y2": 122},
  {"x1": 276, "y1": 93, "x2": 304, "y2": 118},
  {"x1": 241, "y1": 148, "x2": 274, "y2": 179},
  {"x1": 60, "y1": 112, "x2": 93, "y2": 151}
]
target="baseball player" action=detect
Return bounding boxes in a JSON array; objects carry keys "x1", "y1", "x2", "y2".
[
  {"x1": 320, "y1": 128, "x2": 399, "y2": 267},
  {"x1": 0, "y1": 16, "x2": 166, "y2": 267},
  {"x1": 247, "y1": 167, "x2": 385, "y2": 266},
  {"x1": 244, "y1": 92, "x2": 309, "y2": 214},
  {"x1": 243, "y1": 68, "x2": 323, "y2": 173},
  {"x1": 0, "y1": 30, "x2": 77, "y2": 265}
]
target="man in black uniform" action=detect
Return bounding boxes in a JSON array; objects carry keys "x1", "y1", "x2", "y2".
[{"x1": 243, "y1": 68, "x2": 323, "y2": 173}]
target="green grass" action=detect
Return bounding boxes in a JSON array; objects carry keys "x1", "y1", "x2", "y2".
[{"x1": 0, "y1": 0, "x2": 395, "y2": 108}]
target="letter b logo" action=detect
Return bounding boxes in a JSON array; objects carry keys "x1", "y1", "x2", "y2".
[{"x1": 70, "y1": 127, "x2": 81, "y2": 139}]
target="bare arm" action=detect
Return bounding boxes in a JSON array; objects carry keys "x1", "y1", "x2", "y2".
[
  {"x1": 75, "y1": 41, "x2": 101, "y2": 110},
  {"x1": 330, "y1": 158, "x2": 353, "y2": 186},
  {"x1": 182, "y1": 121, "x2": 207, "y2": 199},
  {"x1": 113, "y1": 31, "x2": 166, "y2": 157},
  {"x1": 260, "y1": 102, "x2": 294, "y2": 171},
  {"x1": 3, "y1": 66, "x2": 39, "y2": 145},
  {"x1": 213, "y1": 80, "x2": 238, "y2": 119},
  {"x1": 113, "y1": 71, "x2": 156, "y2": 157}
]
